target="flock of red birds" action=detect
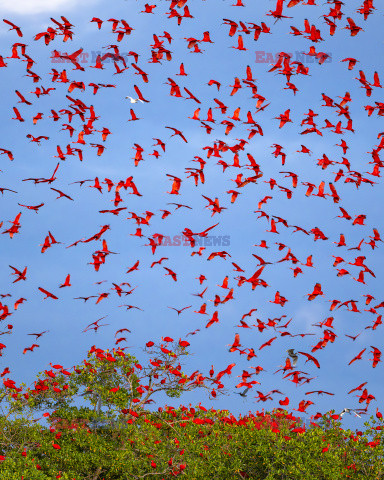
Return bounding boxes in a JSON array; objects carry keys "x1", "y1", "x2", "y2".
[{"x1": 1, "y1": 0, "x2": 383, "y2": 420}]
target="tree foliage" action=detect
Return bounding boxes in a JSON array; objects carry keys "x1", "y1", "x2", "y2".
[{"x1": 0, "y1": 343, "x2": 383, "y2": 479}]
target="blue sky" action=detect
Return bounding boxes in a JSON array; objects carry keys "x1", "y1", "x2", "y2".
[{"x1": 0, "y1": 0, "x2": 383, "y2": 429}]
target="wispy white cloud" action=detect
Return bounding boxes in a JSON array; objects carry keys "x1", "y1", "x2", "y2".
[
  {"x1": 292, "y1": 304, "x2": 328, "y2": 332},
  {"x1": 0, "y1": 0, "x2": 95, "y2": 15}
]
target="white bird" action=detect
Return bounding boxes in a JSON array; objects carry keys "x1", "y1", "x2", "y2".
[
  {"x1": 287, "y1": 349, "x2": 298, "y2": 367},
  {"x1": 340, "y1": 408, "x2": 361, "y2": 418},
  {"x1": 235, "y1": 387, "x2": 250, "y2": 397},
  {"x1": 125, "y1": 96, "x2": 144, "y2": 104}
]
